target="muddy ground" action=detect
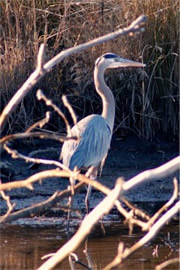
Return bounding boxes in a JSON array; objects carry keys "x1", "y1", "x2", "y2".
[{"x1": 0, "y1": 135, "x2": 179, "y2": 227}]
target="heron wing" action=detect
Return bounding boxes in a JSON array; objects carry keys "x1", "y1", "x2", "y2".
[{"x1": 61, "y1": 114, "x2": 111, "y2": 170}]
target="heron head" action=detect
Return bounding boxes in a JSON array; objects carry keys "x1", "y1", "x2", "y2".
[{"x1": 96, "y1": 53, "x2": 146, "y2": 69}]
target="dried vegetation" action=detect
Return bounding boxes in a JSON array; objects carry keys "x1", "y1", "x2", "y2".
[{"x1": 0, "y1": 0, "x2": 179, "y2": 140}]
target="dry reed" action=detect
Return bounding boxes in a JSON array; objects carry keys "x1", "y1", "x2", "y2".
[{"x1": 0, "y1": 0, "x2": 178, "y2": 140}]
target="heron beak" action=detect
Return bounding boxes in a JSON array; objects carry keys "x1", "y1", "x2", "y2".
[{"x1": 110, "y1": 57, "x2": 146, "y2": 68}]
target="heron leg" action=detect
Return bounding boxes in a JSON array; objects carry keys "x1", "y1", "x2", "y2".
[
  {"x1": 66, "y1": 177, "x2": 76, "y2": 235},
  {"x1": 85, "y1": 166, "x2": 98, "y2": 213},
  {"x1": 66, "y1": 192, "x2": 73, "y2": 235},
  {"x1": 84, "y1": 237, "x2": 93, "y2": 269},
  {"x1": 85, "y1": 184, "x2": 92, "y2": 213}
]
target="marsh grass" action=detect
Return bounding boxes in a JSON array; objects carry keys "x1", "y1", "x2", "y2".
[{"x1": 0, "y1": 0, "x2": 179, "y2": 140}]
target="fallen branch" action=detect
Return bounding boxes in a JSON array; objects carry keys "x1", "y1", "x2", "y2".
[
  {"x1": 104, "y1": 200, "x2": 180, "y2": 270},
  {"x1": 0, "y1": 169, "x2": 111, "y2": 192},
  {"x1": 142, "y1": 177, "x2": 178, "y2": 230},
  {"x1": 0, "y1": 168, "x2": 131, "y2": 226},
  {"x1": 37, "y1": 179, "x2": 123, "y2": 270},
  {"x1": 0, "y1": 157, "x2": 179, "y2": 228},
  {"x1": 0, "y1": 182, "x2": 84, "y2": 224},
  {"x1": 1, "y1": 156, "x2": 178, "y2": 195}
]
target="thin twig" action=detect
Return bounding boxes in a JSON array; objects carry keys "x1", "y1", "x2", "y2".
[
  {"x1": 26, "y1": 111, "x2": 51, "y2": 133},
  {"x1": 3, "y1": 144, "x2": 71, "y2": 172},
  {"x1": 122, "y1": 197, "x2": 150, "y2": 221},
  {"x1": 0, "y1": 190, "x2": 16, "y2": 222},
  {"x1": 0, "y1": 131, "x2": 77, "y2": 144},
  {"x1": 37, "y1": 89, "x2": 71, "y2": 135},
  {"x1": 62, "y1": 95, "x2": 77, "y2": 127}
]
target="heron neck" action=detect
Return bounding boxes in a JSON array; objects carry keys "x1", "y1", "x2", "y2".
[{"x1": 94, "y1": 65, "x2": 115, "y2": 132}]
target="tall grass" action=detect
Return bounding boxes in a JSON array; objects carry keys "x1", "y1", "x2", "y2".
[{"x1": 0, "y1": 0, "x2": 179, "y2": 140}]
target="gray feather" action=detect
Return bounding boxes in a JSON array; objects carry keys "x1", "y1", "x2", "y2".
[{"x1": 60, "y1": 114, "x2": 111, "y2": 170}]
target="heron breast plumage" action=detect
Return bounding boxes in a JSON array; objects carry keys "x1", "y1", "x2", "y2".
[{"x1": 60, "y1": 114, "x2": 111, "y2": 170}]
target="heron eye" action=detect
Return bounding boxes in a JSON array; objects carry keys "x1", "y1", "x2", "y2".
[{"x1": 103, "y1": 53, "x2": 117, "y2": 59}]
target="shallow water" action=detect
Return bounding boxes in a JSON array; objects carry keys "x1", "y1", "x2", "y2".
[{"x1": 0, "y1": 223, "x2": 179, "y2": 270}]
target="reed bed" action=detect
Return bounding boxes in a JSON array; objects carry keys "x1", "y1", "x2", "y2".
[{"x1": 0, "y1": 0, "x2": 178, "y2": 140}]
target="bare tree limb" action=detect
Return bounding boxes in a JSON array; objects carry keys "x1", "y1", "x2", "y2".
[
  {"x1": 0, "y1": 182, "x2": 84, "y2": 224},
  {"x1": 62, "y1": 95, "x2": 77, "y2": 128},
  {"x1": 0, "y1": 167, "x2": 129, "y2": 225},
  {"x1": 0, "y1": 157, "x2": 179, "y2": 228},
  {"x1": 103, "y1": 201, "x2": 180, "y2": 270},
  {"x1": 155, "y1": 258, "x2": 179, "y2": 270},
  {"x1": 0, "y1": 170, "x2": 72, "y2": 191},
  {"x1": 142, "y1": 177, "x2": 178, "y2": 230},
  {"x1": 122, "y1": 197, "x2": 150, "y2": 221},
  {"x1": 37, "y1": 89, "x2": 72, "y2": 135},
  {"x1": 36, "y1": 44, "x2": 46, "y2": 73},
  {"x1": 0, "y1": 168, "x2": 139, "y2": 228},
  {"x1": 123, "y1": 156, "x2": 180, "y2": 191},
  {"x1": 26, "y1": 111, "x2": 51, "y2": 133},
  {"x1": 0, "y1": 15, "x2": 147, "y2": 133},
  {"x1": 0, "y1": 169, "x2": 89, "y2": 191},
  {"x1": 0, "y1": 131, "x2": 76, "y2": 144},
  {"x1": 0, "y1": 189, "x2": 16, "y2": 223},
  {"x1": 1, "y1": 156, "x2": 178, "y2": 195},
  {"x1": 3, "y1": 143, "x2": 71, "y2": 172},
  {"x1": 2, "y1": 161, "x2": 176, "y2": 266}
]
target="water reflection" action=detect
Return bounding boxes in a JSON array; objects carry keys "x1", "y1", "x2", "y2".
[{"x1": 0, "y1": 223, "x2": 179, "y2": 270}]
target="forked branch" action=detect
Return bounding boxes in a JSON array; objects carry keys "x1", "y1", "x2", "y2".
[{"x1": 104, "y1": 201, "x2": 180, "y2": 270}]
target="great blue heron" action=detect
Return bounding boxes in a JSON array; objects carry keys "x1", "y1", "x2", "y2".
[{"x1": 60, "y1": 53, "x2": 145, "y2": 211}]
